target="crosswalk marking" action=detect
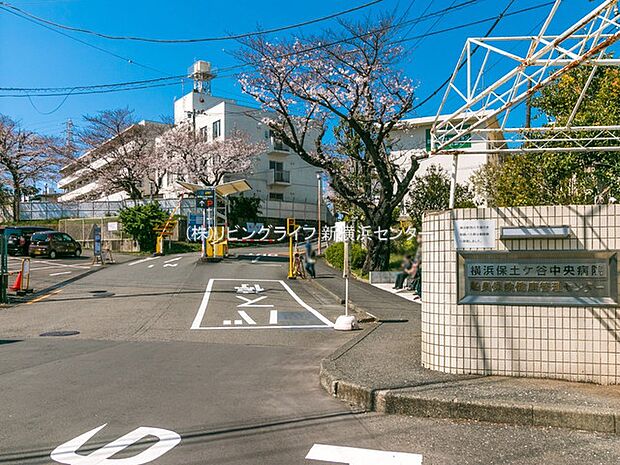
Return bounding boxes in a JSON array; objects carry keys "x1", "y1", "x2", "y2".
[{"x1": 269, "y1": 310, "x2": 278, "y2": 325}]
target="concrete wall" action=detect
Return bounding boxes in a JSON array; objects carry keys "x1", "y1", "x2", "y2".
[{"x1": 422, "y1": 205, "x2": 620, "y2": 384}]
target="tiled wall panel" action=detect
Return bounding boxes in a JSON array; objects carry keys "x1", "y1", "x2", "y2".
[{"x1": 421, "y1": 205, "x2": 620, "y2": 384}]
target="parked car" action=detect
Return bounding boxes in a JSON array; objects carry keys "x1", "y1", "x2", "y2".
[
  {"x1": 28, "y1": 231, "x2": 82, "y2": 259},
  {"x1": 1, "y1": 226, "x2": 52, "y2": 256}
]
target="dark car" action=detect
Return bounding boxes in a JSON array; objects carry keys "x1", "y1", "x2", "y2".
[
  {"x1": 1, "y1": 226, "x2": 51, "y2": 256},
  {"x1": 28, "y1": 231, "x2": 82, "y2": 259}
]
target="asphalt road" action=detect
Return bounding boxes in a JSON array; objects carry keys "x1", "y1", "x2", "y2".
[{"x1": 1, "y1": 250, "x2": 620, "y2": 464}]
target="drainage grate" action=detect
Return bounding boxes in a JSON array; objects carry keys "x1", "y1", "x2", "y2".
[{"x1": 40, "y1": 330, "x2": 80, "y2": 337}]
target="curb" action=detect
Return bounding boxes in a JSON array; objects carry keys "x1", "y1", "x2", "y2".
[
  {"x1": 306, "y1": 274, "x2": 377, "y2": 322},
  {"x1": 322, "y1": 358, "x2": 620, "y2": 434}
]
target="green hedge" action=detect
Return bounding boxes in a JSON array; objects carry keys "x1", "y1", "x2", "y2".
[{"x1": 325, "y1": 242, "x2": 367, "y2": 271}]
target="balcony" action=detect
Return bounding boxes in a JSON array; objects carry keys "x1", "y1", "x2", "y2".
[
  {"x1": 268, "y1": 169, "x2": 291, "y2": 186},
  {"x1": 268, "y1": 137, "x2": 290, "y2": 154}
]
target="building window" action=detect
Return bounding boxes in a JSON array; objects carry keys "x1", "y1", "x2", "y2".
[
  {"x1": 269, "y1": 192, "x2": 284, "y2": 201},
  {"x1": 269, "y1": 160, "x2": 284, "y2": 171},
  {"x1": 213, "y1": 120, "x2": 221, "y2": 139},
  {"x1": 200, "y1": 126, "x2": 208, "y2": 140}
]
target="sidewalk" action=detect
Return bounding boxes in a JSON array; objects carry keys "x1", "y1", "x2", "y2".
[{"x1": 310, "y1": 258, "x2": 620, "y2": 435}]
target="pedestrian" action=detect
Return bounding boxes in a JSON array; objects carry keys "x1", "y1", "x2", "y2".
[
  {"x1": 410, "y1": 234, "x2": 423, "y2": 300},
  {"x1": 393, "y1": 254, "x2": 413, "y2": 289},
  {"x1": 304, "y1": 240, "x2": 317, "y2": 278}
]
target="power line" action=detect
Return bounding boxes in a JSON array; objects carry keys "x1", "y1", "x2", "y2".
[
  {"x1": 0, "y1": 0, "x2": 384, "y2": 43},
  {"x1": 0, "y1": 4, "x2": 170, "y2": 76},
  {"x1": 0, "y1": 0, "x2": 485, "y2": 97},
  {"x1": 0, "y1": 1, "x2": 549, "y2": 100},
  {"x1": 0, "y1": 74, "x2": 185, "y2": 93},
  {"x1": 411, "y1": 0, "x2": 546, "y2": 111}
]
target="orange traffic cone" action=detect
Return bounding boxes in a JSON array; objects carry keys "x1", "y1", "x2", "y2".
[{"x1": 9, "y1": 271, "x2": 22, "y2": 292}]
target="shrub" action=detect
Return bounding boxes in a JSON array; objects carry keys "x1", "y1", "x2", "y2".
[
  {"x1": 119, "y1": 202, "x2": 168, "y2": 253},
  {"x1": 325, "y1": 242, "x2": 344, "y2": 270},
  {"x1": 325, "y1": 242, "x2": 367, "y2": 271}
]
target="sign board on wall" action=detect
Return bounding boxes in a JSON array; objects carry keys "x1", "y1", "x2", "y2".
[
  {"x1": 454, "y1": 219, "x2": 496, "y2": 250},
  {"x1": 458, "y1": 251, "x2": 618, "y2": 306},
  {"x1": 107, "y1": 222, "x2": 118, "y2": 232}
]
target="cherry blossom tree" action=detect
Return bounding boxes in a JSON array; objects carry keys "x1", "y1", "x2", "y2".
[
  {"x1": 238, "y1": 16, "x2": 418, "y2": 272},
  {"x1": 0, "y1": 115, "x2": 60, "y2": 221},
  {"x1": 72, "y1": 108, "x2": 167, "y2": 200},
  {"x1": 157, "y1": 123, "x2": 262, "y2": 186}
]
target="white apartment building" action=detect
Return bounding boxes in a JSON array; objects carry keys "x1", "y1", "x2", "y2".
[
  {"x1": 389, "y1": 112, "x2": 502, "y2": 185},
  {"x1": 58, "y1": 120, "x2": 167, "y2": 202},
  {"x1": 166, "y1": 90, "x2": 328, "y2": 224}
]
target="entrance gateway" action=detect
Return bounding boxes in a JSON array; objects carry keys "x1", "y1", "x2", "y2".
[{"x1": 422, "y1": 205, "x2": 620, "y2": 385}]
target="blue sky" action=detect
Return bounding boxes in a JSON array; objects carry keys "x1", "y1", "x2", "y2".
[{"x1": 0, "y1": 0, "x2": 603, "y2": 137}]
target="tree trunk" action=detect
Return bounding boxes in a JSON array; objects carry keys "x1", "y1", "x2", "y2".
[
  {"x1": 363, "y1": 233, "x2": 391, "y2": 272},
  {"x1": 12, "y1": 183, "x2": 20, "y2": 222}
]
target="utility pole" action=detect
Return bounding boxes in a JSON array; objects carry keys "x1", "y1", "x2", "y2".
[
  {"x1": 316, "y1": 172, "x2": 322, "y2": 255},
  {"x1": 66, "y1": 119, "x2": 74, "y2": 158}
]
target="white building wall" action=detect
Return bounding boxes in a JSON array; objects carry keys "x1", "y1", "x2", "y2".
[
  {"x1": 171, "y1": 93, "x2": 322, "y2": 221},
  {"x1": 390, "y1": 114, "x2": 497, "y2": 186}
]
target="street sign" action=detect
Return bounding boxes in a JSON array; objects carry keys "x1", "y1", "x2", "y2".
[{"x1": 195, "y1": 188, "x2": 216, "y2": 209}]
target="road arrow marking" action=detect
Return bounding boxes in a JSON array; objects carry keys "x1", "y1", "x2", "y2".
[
  {"x1": 305, "y1": 444, "x2": 423, "y2": 465},
  {"x1": 163, "y1": 263, "x2": 178, "y2": 268},
  {"x1": 50, "y1": 424, "x2": 181, "y2": 465},
  {"x1": 236, "y1": 295, "x2": 273, "y2": 308},
  {"x1": 237, "y1": 310, "x2": 257, "y2": 325}
]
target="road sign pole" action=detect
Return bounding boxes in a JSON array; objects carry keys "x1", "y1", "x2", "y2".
[
  {"x1": 334, "y1": 239, "x2": 357, "y2": 330},
  {"x1": 201, "y1": 208, "x2": 206, "y2": 259}
]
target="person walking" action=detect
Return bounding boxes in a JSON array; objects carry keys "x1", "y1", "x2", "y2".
[
  {"x1": 410, "y1": 234, "x2": 423, "y2": 301},
  {"x1": 304, "y1": 240, "x2": 317, "y2": 278}
]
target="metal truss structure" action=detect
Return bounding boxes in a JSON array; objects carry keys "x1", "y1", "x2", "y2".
[{"x1": 431, "y1": 0, "x2": 620, "y2": 157}]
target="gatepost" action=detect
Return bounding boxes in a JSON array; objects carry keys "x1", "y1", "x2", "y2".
[{"x1": 287, "y1": 218, "x2": 296, "y2": 279}]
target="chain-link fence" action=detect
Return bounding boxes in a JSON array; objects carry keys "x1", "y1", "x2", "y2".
[
  {"x1": 20, "y1": 199, "x2": 196, "y2": 221},
  {"x1": 20, "y1": 199, "x2": 331, "y2": 224},
  {"x1": 58, "y1": 217, "x2": 138, "y2": 253}
]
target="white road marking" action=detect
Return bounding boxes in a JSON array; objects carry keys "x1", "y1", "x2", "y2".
[
  {"x1": 163, "y1": 263, "x2": 178, "y2": 268},
  {"x1": 128, "y1": 256, "x2": 160, "y2": 266},
  {"x1": 235, "y1": 283, "x2": 265, "y2": 294},
  {"x1": 237, "y1": 310, "x2": 257, "y2": 325},
  {"x1": 191, "y1": 279, "x2": 214, "y2": 329},
  {"x1": 270, "y1": 310, "x2": 278, "y2": 325},
  {"x1": 164, "y1": 257, "x2": 182, "y2": 263},
  {"x1": 50, "y1": 424, "x2": 181, "y2": 465},
  {"x1": 195, "y1": 325, "x2": 331, "y2": 330},
  {"x1": 49, "y1": 271, "x2": 72, "y2": 277},
  {"x1": 279, "y1": 280, "x2": 334, "y2": 327},
  {"x1": 236, "y1": 295, "x2": 273, "y2": 308},
  {"x1": 305, "y1": 444, "x2": 423, "y2": 465},
  {"x1": 223, "y1": 320, "x2": 232, "y2": 325},
  {"x1": 192, "y1": 278, "x2": 334, "y2": 330},
  {"x1": 148, "y1": 264, "x2": 155, "y2": 269}
]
